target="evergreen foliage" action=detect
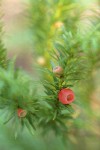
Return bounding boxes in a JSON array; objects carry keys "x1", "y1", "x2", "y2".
[
  {"x1": 0, "y1": 1, "x2": 99, "y2": 147},
  {"x1": 0, "y1": 4, "x2": 7, "y2": 68}
]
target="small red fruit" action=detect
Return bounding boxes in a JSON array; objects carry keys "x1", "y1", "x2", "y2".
[
  {"x1": 53, "y1": 66, "x2": 63, "y2": 77},
  {"x1": 58, "y1": 88, "x2": 75, "y2": 104},
  {"x1": 17, "y1": 108, "x2": 27, "y2": 118}
]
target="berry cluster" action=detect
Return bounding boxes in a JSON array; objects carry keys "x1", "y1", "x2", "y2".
[
  {"x1": 17, "y1": 66, "x2": 75, "y2": 118},
  {"x1": 53, "y1": 66, "x2": 75, "y2": 104}
]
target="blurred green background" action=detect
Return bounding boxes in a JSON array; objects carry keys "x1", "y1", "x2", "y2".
[{"x1": 0, "y1": 0, "x2": 100, "y2": 149}]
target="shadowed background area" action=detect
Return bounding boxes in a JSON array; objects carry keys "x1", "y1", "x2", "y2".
[{"x1": 2, "y1": 0, "x2": 33, "y2": 72}]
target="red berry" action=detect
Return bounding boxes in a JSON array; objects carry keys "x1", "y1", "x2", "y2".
[
  {"x1": 58, "y1": 88, "x2": 75, "y2": 104},
  {"x1": 17, "y1": 108, "x2": 27, "y2": 118},
  {"x1": 53, "y1": 66, "x2": 63, "y2": 77}
]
